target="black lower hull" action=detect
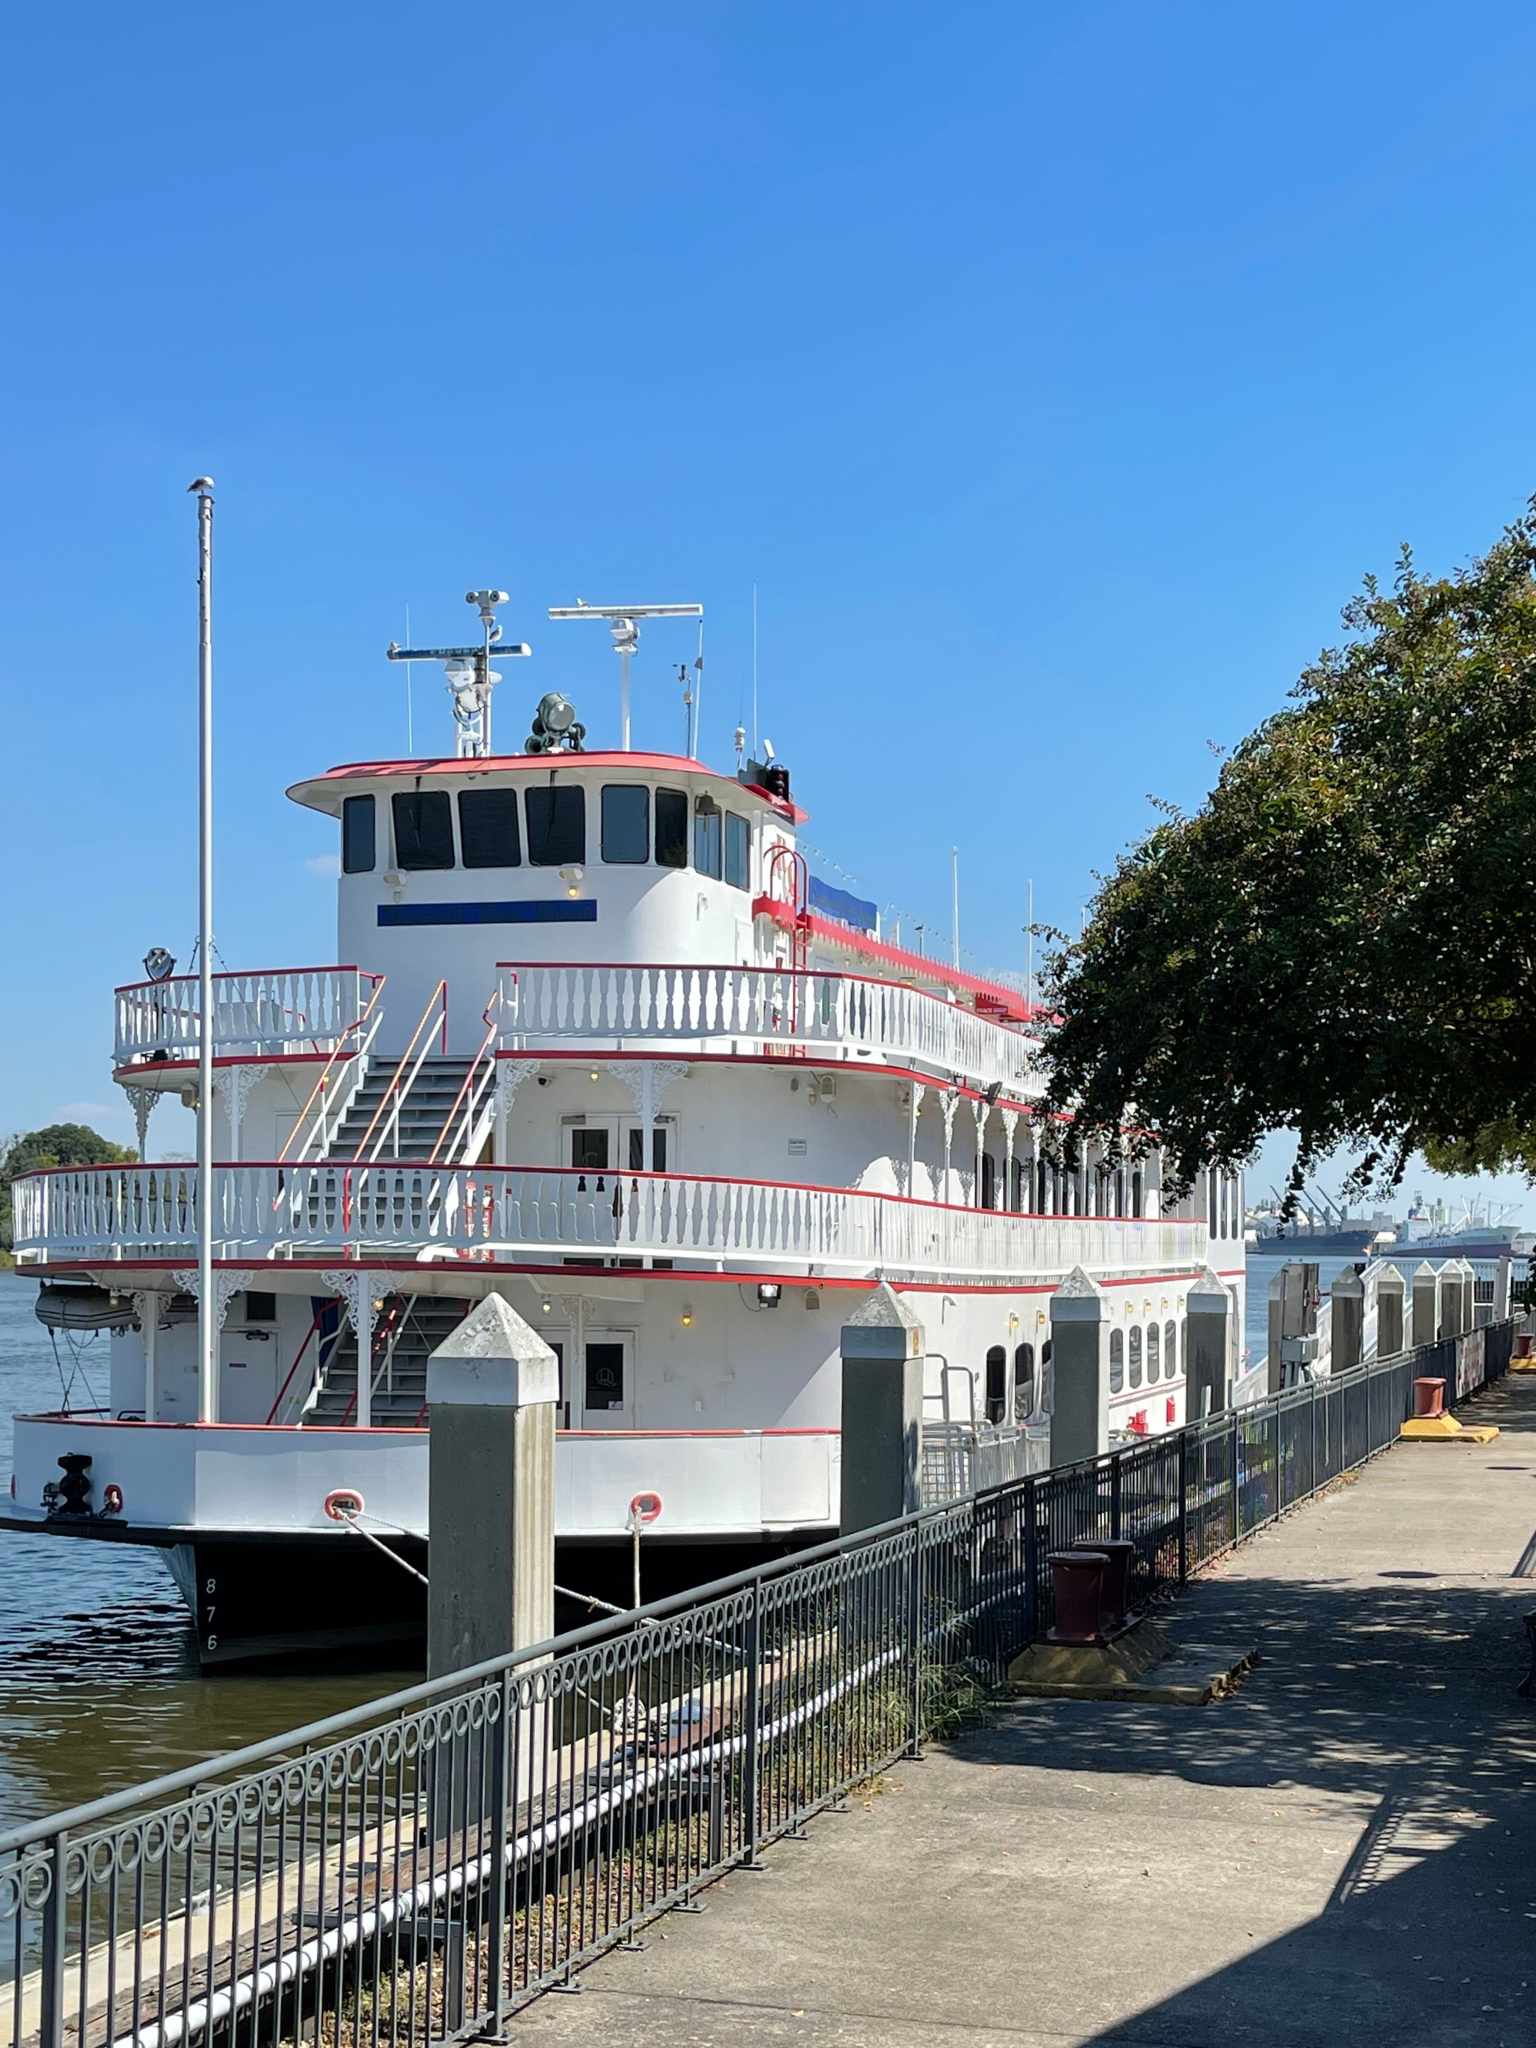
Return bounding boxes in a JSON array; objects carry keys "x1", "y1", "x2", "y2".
[
  {"x1": 165, "y1": 1530, "x2": 826, "y2": 1667},
  {"x1": 0, "y1": 1510, "x2": 830, "y2": 1667}
]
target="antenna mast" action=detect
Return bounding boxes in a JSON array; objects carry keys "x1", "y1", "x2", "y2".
[
  {"x1": 548, "y1": 602, "x2": 704, "y2": 751},
  {"x1": 386, "y1": 590, "x2": 530, "y2": 757},
  {"x1": 188, "y1": 478, "x2": 217, "y2": 1424}
]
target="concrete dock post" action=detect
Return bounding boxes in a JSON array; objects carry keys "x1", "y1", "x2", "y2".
[
  {"x1": 1186, "y1": 1269, "x2": 1232, "y2": 1419},
  {"x1": 1411, "y1": 1262, "x2": 1440, "y2": 1349},
  {"x1": 427, "y1": 1291, "x2": 558, "y2": 1677},
  {"x1": 1375, "y1": 1263, "x2": 1405, "y2": 1357},
  {"x1": 839, "y1": 1281, "x2": 924, "y2": 1532},
  {"x1": 1048, "y1": 1268, "x2": 1109, "y2": 1465},
  {"x1": 1330, "y1": 1266, "x2": 1364, "y2": 1373}
]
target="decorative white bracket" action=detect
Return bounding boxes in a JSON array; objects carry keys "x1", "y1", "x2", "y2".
[
  {"x1": 171, "y1": 1267, "x2": 252, "y2": 1329},
  {"x1": 320, "y1": 1267, "x2": 381, "y2": 1427},
  {"x1": 212, "y1": 1064, "x2": 263, "y2": 1161},
  {"x1": 493, "y1": 1060, "x2": 541, "y2": 1164},
  {"x1": 121, "y1": 1084, "x2": 159, "y2": 1163}
]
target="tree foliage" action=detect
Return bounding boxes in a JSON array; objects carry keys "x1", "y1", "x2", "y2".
[
  {"x1": 1039, "y1": 503, "x2": 1536, "y2": 1196},
  {"x1": 0, "y1": 1123, "x2": 136, "y2": 1250}
]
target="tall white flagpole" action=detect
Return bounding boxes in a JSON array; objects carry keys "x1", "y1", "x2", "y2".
[{"x1": 190, "y1": 478, "x2": 217, "y2": 1424}]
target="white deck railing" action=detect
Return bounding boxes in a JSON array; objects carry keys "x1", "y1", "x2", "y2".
[
  {"x1": 12, "y1": 1163, "x2": 1204, "y2": 1284},
  {"x1": 114, "y1": 968, "x2": 382, "y2": 1067},
  {"x1": 499, "y1": 962, "x2": 1040, "y2": 1094}
]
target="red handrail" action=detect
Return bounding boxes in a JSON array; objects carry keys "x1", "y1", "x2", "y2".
[{"x1": 264, "y1": 1303, "x2": 330, "y2": 1425}]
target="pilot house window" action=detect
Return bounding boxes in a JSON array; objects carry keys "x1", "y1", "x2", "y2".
[
  {"x1": 693, "y1": 796, "x2": 722, "y2": 878},
  {"x1": 342, "y1": 795, "x2": 375, "y2": 874},
  {"x1": 458, "y1": 789, "x2": 521, "y2": 868},
  {"x1": 391, "y1": 791, "x2": 454, "y2": 870},
  {"x1": 526, "y1": 785, "x2": 586, "y2": 865},
  {"x1": 655, "y1": 789, "x2": 688, "y2": 868},
  {"x1": 601, "y1": 785, "x2": 650, "y2": 863},
  {"x1": 725, "y1": 811, "x2": 750, "y2": 890}
]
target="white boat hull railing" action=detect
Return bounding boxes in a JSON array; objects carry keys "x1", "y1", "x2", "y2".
[
  {"x1": 114, "y1": 968, "x2": 381, "y2": 1067},
  {"x1": 499, "y1": 963, "x2": 1041, "y2": 1095},
  {"x1": 12, "y1": 1163, "x2": 1206, "y2": 1282}
]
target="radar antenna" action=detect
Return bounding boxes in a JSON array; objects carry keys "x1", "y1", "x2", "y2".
[
  {"x1": 547, "y1": 601, "x2": 703, "y2": 751},
  {"x1": 386, "y1": 590, "x2": 530, "y2": 757}
]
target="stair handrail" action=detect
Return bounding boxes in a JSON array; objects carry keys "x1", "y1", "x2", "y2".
[
  {"x1": 353, "y1": 981, "x2": 450, "y2": 1163},
  {"x1": 341, "y1": 1294, "x2": 410, "y2": 1425},
  {"x1": 264, "y1": 1302, "x2": 330, "y2": 1425},
  {"x1": 430, "y1": 988, "x2": 504, "y2": 1166},
  {"x1": 278, "y1": 977, "x2": 387, "y2": 1164}
]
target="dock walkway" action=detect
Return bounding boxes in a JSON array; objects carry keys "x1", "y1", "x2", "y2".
[{"x1": 521, "y1": 1372, "x2": 1536, "y2": 2047}]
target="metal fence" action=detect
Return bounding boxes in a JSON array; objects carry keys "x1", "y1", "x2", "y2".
[{"x1": 0, "y1": 1317, "x2": 1512, "y2": 2048}]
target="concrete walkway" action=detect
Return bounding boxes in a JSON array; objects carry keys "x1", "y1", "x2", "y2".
[{"x1": 521, "y1": 1372, "x2": 1536, "y2": 2048}]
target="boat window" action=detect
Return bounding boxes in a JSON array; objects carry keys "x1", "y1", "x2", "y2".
[
  {"x1": 1013, "y1": 1342, "x2": 1035, "y2": 1420},
  {"x1": 655, "y1": 788, "x2": 688, "y2": 868},
  {"x1": 1109, "y1": 1329, "x2": 1124, "y2": 1393},
  {"x1": 724, "y1": 811, "x2": 750, "y2": 890},
  {"x1": 585, "y1": 1342, "x2": 625, "y2": 1413},
  {"x1": 1131, "y1": 1169, "x2": 1144, "y2": 1219},
  {"x1": 1128, "y1": 1325, "x2": 1143, "y2": 1388},
  {"x1": 570, "y1": 1128, "x2": 609, "y2": 1171},
  {"x1": 627, "y1": 1126, "x2": 668, "y2": 1172},
  {"x1": 602, "y1": 785, "x2": 650, "y2": 864},
  {"x1": 526, "y1": 785, "x2": 586, "y2": 865},
  {"x1": 458, "y1": 788, "x2": 521, "y2": 868},
  {"x1": 342, "y1": 795, "x2": 375, "y2": 874},
  {"x1": 391, "y1": 790, "x2": 454, "y2": 870},
  {"x1": 1164, "y1": 1320, "x2": 1178, "y2": 1378},
  {"x1": 1146, "y1": 1322, "x2": 1161, "y2": 1383},
  {"x1": 984, "y1": 1344, "x2": 1007, "y2": 1424},
  {"x1": 693, "y1": 795, "x2": 722, "y2": 878}
]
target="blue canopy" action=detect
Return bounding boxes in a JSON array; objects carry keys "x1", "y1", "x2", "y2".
[{"x1": 808, "y1": 874, "x2": 878, "y2": 935}]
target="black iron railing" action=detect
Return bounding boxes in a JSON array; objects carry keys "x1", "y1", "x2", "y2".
[{"x1": 0, "y1": 1317, "x2": 1513, "y2": 2048}]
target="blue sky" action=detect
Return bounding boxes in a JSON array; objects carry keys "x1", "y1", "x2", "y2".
[{"x1": 4, "y1": 0, "x2": 1536, "y2": 1217}]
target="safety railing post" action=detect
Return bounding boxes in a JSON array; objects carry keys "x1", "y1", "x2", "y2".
[
  {"x1": 742, "y1": 1580, "x2": 762, "y2": 1868},
  {"x1": 1177, "y1": 1429, "x2": 1190, "y2": 1584},
  {"x1": 906, "y1": 1523, "x2": 925, "y2": 1758},
  {"x1": 486, "y1": 1674, "x2": 509, "y2": 2034},
  {"x1": 1110, "y1": 1456, "x2": 1123, "y2": 1542},
  {"x1": 1023, "y1": 1475, "x2": 1040, "y2": 1641},
  {"x1": 1229, "y1": 1409, "x2": 1240, "y2": 1544},
  {"x1": 39, "y1": 1831, "x2": 66, "y2": 2048}
]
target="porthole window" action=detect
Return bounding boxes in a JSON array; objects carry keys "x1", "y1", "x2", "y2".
[
  {"x1": 342, "y1": 794, "x2": 375, "y2": 874},
  {"x1": 1128, "y1": 1325, "x2": 1143, "y2": 1389},
  {"x1": 1109, "y1": 1329, "x2": 1124, "y2": 1393},
  {"x1": 655, "y1": 789, "x2": 688, "y2": 868},
  {"x1": 724, "y1": 812, "x2": 750, "y2": 890},
  {"x1": 458, "y1": 789, "x2": 521, "y2": 868},
  {"x1": 1147, "y1": 1322, "x2": 1161, "y2": 1384},
  {"x1": 391, "y1": 790, "x2": 454, "y2": 870},
  {"x1": 525, "y1": 785, "x2": 586, "y2": 866},
  {"x1": 1164, "y1": 1320, "x2": 1178, "y2": 1378},
  {"x1": 601, "y1": 785, "x2": 649, "y2": 864}
]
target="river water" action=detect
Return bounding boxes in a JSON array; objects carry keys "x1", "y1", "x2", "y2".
[
  {"x1": 0, "y1": 1255, "x2": 1286, "y2": 1837},
  {"x1": 0, "y1": 1271, "x2": 411, "y2": 1837}
]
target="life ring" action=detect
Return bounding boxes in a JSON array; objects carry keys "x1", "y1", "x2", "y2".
[
  {"x1": 628, "y1": 1491, "x2": 662, "y2": 1526},
  {"x1": 324, "y1": 1488, "x2": 365, "y2": 1522},
  {"x1": 102, "y1": 1483, "x2": 124, "y2": 1515}
]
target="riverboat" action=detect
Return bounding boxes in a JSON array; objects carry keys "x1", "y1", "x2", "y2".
[{"x1": 3, "y1": 596, "x2": 1246, "y2": 1663}]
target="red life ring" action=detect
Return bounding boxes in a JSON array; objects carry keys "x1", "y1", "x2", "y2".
[
  {"x1": 102, "y1": 1483, "x2": 124, "y2": 1515},
  {"x1": 629, "y1": 1491, "x2": 663, "y2": 1526}
]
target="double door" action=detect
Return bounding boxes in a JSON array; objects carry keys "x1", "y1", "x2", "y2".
[{"x1": 566, "y1": 1116, "x2": 673, "y2": 1180}]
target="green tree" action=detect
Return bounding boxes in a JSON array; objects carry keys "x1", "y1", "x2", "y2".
[
  {"x1": 0, "y1": 1123, "x2": 136, "y2": 1251},
  {"x1": 1039, "y1": 502, "x2": 1536, "y2": 1198}
]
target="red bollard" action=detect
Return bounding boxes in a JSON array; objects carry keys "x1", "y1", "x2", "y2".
[
  {"x1": 1413, "y1": 1377, "x2": 1446, "y2": 1418},
  {"x1": 1046, "y1": 1551, "x2": 1108, "y2": 1645},
  {"x1": 1072, "y1": 1536, "x2": 1136, "y2": 1632}
]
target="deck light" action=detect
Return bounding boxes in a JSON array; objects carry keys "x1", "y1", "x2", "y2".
[
  {"x1": 756, "y1": 1283, "x2": 782, "y2": 1308},
  {"x1": 681, "y1": 1307, "x2": 694, "y2": 1328}
]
